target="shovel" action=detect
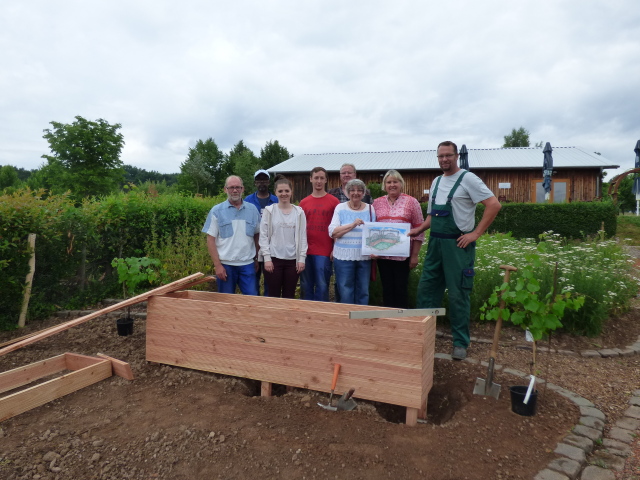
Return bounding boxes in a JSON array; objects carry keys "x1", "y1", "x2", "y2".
[
  {"x1": 474, "y1": 265, "x2": 517, "y2": 399},
  {"x1": 336, "y1": 388, "x2": 357, "y2": 411}
]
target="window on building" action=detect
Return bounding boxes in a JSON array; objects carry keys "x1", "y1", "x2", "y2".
[{"x1": 532, "y1": 179, "x2": 570, "y2": 203}]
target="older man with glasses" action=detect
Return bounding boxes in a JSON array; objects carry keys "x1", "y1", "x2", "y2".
[
  {"x1": 203, "y1": 175, "x2": 261, "y2": 295},
  {"x1": 409, "y1": 141, "x2": 501, "y2": 360}
]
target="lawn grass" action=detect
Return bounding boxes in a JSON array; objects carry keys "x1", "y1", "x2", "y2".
[{"x1": 616, "y1": 215, "x2": 640, "y2": 244}]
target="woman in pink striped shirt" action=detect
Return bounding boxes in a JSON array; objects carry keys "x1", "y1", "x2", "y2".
[{"x1": 372, "y1": 170, "x2": 425, "y2": 308}]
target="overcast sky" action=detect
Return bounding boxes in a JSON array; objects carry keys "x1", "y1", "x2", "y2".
[{"x1": 1, "y1": 1, "x2": 639, "y2": 177}]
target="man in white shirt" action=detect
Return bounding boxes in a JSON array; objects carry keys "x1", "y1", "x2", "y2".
[{"x1": 204, "y1": 176, "x2": 261, "y2": 295}]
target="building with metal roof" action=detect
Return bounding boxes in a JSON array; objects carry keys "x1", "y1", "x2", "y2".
[{"x1": 268, "y1": 147, "x2": 618, "y2": 204}]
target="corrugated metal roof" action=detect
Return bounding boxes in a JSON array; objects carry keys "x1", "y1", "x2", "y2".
[{"x1": 269, "y1": 147, "x2": 618, "y2": 173}]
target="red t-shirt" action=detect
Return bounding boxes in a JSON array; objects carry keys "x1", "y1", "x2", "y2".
[{"x1": 299, "y1": 193, "x2": 340, "y2": 257}]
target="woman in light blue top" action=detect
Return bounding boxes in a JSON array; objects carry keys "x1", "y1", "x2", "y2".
[{"x1": 328, "y1": 179, "x2": 376, "y2": 305}]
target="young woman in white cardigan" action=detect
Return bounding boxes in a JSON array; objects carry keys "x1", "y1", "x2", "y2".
[{"x1": 259, "y1": 176, "x2": 308, "y2": 298}]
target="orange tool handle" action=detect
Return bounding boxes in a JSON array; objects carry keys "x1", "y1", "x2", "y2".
[{"x1": 331, "y1": 364, "x2": 341, "y2": 390}]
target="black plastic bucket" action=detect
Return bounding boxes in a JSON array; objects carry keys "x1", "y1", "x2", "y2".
[
  {"x1": 509, "y1": 385, "x2": 538, "y2": 416},
  {"x1": 116, "y1": 317, "x2": 134, "y2": 336}
]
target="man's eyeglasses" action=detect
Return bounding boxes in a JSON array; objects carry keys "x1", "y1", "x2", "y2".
[
  {"x1": 226, "y1": 186, "x2": 243, "y2": 191},
  {"x1": 436, "y1": 154, "x2": 456, "y2": 160}
]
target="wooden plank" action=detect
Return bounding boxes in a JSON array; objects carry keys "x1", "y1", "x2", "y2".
[
  {"x1": 151, "y1": 296, "x2": 428, "y2": 337},
  {"x1": 0, "y1": 354, "x2": 67, "y2": 395},
  {"x1": 146, "y1": 311, "x2": 426, "y2": 364},
  {"x1": 146, "y1": 343, "x2": 428, "y2": 405},
  {"x1": 168, "y1": 291, "x2": 409, "y2": 316},
  {"x1": 146, "y1": 322, "x2": 425, "y2": 373},
  {"x1": 97, "y1": 353, "x2": 134, "y2": 380},
  {"x1": 349, "y1": 308, "x2": 445, "y2": 319},
  {"x1": 261, "y1": 382, "x2": 272, "y2": 397},
  {"x1": 0, "y1": 360, "x2": 112, "y2": 422},
  {"x1": 0, "y1": 331, "x2": 42, "y2": 349},
  {"x1": 0, "y1": 273, "x2": 205, "y2": 357},
  {"x1": 175, "y1": 276, "x2": 216, "y2": 291},
  {"x1": 64, "y1": 353, "x2": 103, "y2": 371}
]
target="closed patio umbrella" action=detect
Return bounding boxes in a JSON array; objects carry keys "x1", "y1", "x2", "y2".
[
  {"x1": 542, "y1": 142, "x2": 553, "y2": 201},
  {"x1": 632, "y1": 140, "x2": 640, "y2": 215},
  {"x1": 459, "y1": 144, "x2": 469, "y2": 170}
]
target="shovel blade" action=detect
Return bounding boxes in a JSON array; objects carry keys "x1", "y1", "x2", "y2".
[
  {"x1": 473, "y1": 378, "x2": 501, "y2": 399},
  {"x1": 336, "y1": 398, "x2": 357, "y2": 411}
]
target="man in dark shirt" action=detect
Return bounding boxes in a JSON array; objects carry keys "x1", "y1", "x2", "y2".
[{"x1": 244, "y1": 169, "x2": 278, "y2": 295}]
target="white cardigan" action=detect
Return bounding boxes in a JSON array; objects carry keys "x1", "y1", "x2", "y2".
[{"x1": 259, "y1": 204, "x2": 308, "y2": 263}]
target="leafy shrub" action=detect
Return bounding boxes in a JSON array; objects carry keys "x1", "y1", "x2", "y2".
[{"x1": 145, "y1": 224, "x2": 214, "y2": 285}]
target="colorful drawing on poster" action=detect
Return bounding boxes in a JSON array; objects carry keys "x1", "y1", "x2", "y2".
[{"x1": 361, "y1": 222, "x2": 411, "y2": 257}]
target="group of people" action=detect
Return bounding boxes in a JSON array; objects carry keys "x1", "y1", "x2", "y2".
[{"x1": 203, "y1": 141, "x2": 501, "y2": 360}]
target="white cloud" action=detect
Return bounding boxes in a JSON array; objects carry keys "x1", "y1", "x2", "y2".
[{"x1": 1, "y1": 1, "x2": 639, "y2": 176}]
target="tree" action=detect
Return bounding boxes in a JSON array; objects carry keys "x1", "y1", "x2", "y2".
[
  {"x1": 0, "y1": 165, "x2": 21, "y2": 190},
  {"x1": 260, "y1": 140, "x2": 291, "y2": 169},
  {"x1": 502, "y1": 127, "x2": 531, "y2": 148},
  {"x1": 178, "y1": 138, "x2": 231, "y2": 196},
  {"x1": 26, "y1": 159, "x2": 72, "y2": 195},
  {"x1": 229, "y1": 140, "x2": 260, "y2": 193},
  {"x1": 42, "y1": 116, "x2": 125, "y2": 198},
  {"x1": 179, "y1": 153, "x2": 214, "y2": 195},
  {"x1": 123, "y1": 165, "x2": 178, "y2": 186}
]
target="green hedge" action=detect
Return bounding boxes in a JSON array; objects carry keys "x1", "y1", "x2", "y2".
[
  {"x1": 420, "y1": 201, "x2": 617, "y2": 238},
  {"x1": 0, "y1": 189, "x2": 223, "y2": 329}
]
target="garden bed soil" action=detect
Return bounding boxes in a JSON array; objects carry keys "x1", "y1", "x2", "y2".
[{"x1": 0, "y1": 301, "x2": 638, "y2": 480}]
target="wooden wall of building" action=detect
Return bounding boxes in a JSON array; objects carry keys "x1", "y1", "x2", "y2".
[{"x1": 282, "y1": 168, "x2": 602, "y2": 204}]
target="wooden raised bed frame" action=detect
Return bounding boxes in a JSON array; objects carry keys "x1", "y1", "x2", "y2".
[
  {"x1": 146, "y1": 291, "x2": 436, "y2": 426},
  {"x1": 0, "y1": 353, "x2": 133, "y2": 422}
]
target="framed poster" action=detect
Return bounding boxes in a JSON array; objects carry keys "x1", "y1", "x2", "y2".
[{"x1": 361, "y1": 222, "x2": 411, "y2": 257}]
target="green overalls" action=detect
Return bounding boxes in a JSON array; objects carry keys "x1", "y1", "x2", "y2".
[{"x1": 417, "y1": 171, "x2": 475, "y2": 348}]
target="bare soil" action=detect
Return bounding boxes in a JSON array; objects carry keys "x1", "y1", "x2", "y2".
[{"x1": 0, "y1": 301, "x2": 638, "y2": 480}]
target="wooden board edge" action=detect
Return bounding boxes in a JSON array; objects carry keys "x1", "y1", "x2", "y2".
[
  {"x1": 64, "y1": 353, "x2": 105, "y2": 371},
  {"x1": 0, "y1": 360, "x2": 112, "y2": 422},
  {"x1": 97, "y1": 353, "x2": 134, "y2": 380},
  {"x1": 0, "y1": 354, "x2": 67, "y2": 395}
]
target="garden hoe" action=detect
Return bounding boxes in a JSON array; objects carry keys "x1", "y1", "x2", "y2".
[
  {"x1": 317, "y1": 364, "x2": 341, "y2": 411},
  {"x1": 474, "y1": 264, "x2": 518, "y2": 400}
]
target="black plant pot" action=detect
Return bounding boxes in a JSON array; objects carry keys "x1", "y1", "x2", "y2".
[
  {"x1": 509, "y1": 385, "x2": 538, "y2": 416},
  {"x1": 116, "y1": 317, "x2": 134, "y2": 336}
]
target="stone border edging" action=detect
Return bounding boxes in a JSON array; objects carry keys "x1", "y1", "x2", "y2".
[{"x1": 436, "y1": 330, "x2": 640, "y2": 359}]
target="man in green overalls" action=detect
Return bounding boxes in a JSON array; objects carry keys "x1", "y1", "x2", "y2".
[{"x1": 409, "y1": 141, "x2": 502, "y2": 360}]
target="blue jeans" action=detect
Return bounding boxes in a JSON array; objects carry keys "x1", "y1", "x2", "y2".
[
  {"x1": 300, "y1": 255, "x2": 332, "y2": 301},
  {"x1": 333, "y1": 258, "x2": 371, "y2": 305},
  {"x1": 217, "y1": 263, "x2": 258, "y2": 295}
]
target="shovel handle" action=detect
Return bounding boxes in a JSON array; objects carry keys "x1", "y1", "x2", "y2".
[
  {"x1": 490, "y1": 265, "x2": 518, "y2": 359},
  {"x1": 331, "y1": 364, "x2": 341, "y2": 390}
]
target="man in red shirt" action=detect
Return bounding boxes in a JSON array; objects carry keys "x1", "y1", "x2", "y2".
[{"x1": 299, "y1": 167, "x2": 340, "y2": 301}]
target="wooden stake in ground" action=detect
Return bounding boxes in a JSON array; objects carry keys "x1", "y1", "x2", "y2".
[
  {"x1": 0, "y1": 272, "x2": 209, "y2": 358},
  {"x1": 18, "y1": 234, "x2": 37, "y2": 328}
]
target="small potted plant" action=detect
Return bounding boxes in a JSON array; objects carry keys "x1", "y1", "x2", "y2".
[
  {"x1": 111, "y1": 257, "x2": 164, "y2": 336},
  {"x1": 480, "y1": 254, "x2": 585, "y2": 415}
]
